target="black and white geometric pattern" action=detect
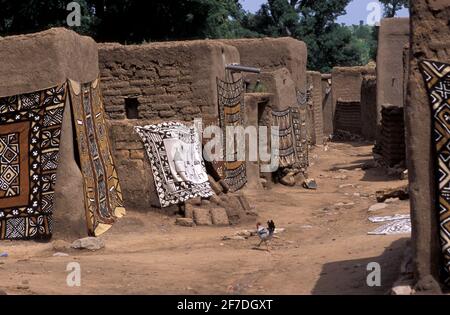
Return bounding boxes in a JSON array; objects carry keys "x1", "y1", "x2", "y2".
[
  {"x1": 135, "y1": 122, "x2": 213, "y2": 208},
  {"x1": 420, "y1": 60, "x2": 450, "y2": 285},
  {"x1": 0, "y1": 83, "x2": 66, "y2": 240}
]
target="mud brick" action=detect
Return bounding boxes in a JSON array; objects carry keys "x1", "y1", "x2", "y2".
[
  {"x1": 210, "y1": 208, "x2": 230, "y2": 226},
  {"x1": 129, "y1": 150, "x2": 145, "y2": 160},
  {"x1": 184, "y1": 203, "x2": 195, "y2": 219},
  {"x1": 193, "y1": 208, "x2": 212, "y2": 226}
]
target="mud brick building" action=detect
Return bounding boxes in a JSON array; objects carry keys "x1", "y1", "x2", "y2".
[
  {"x1": 98, "y1": 41, "x2": 239, "y2": 209},
  {"x1": 406, "y1": 0, "x2": 450, "y2": 292},
  {"x1": 98, "y1": 37, "x2": 310, "y2": 208},
  {"x1": 99, "y1": 41, "x2": 239, "y2": 121},
  {"x1": 0, "y1": 28, "x2": 100, "y2": 239},
  {"x1": 377, "y1": 18, "x2": 410, "y2": 121},
  {"x1": 219, "y1": 38, "x2": 308, "y2": 93},
  {"x1": 331, "y1": 65, "x2": 375, "y2": 135}
]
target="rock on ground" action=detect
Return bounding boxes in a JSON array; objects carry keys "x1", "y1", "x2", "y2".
[
  {"x1": 368, "y1": 203, "x2": 388, "y2": 212},
  {"x1": 71, "y1": 237, "x2": 105, "y2": 251}
]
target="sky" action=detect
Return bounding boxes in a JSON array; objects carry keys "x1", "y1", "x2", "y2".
[{"x1": 239, "y1": 0, "x2": 409, "y2": 26}]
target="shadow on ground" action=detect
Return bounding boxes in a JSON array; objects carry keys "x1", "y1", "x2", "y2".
[{"x1": 312, "y1": 238, "x2": 409, "y2": 295}]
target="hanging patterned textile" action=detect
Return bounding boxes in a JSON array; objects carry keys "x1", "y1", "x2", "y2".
[
  {"x1": 217, "y1": 77, "x2": 247, "y2": 192},
  {"x1": 135, "y1": 122, "x2": 213, "y2": 207},
  {"x1": 68, "y1": 79, "x2": 125, "y2": 237},
  {"x1": 271, "y1": 108, "x2": 296, "y2": 168},
  {"x1": 271, "y1": 102, "x2": 309, "y2": 170},
  {"x1": 420, "y1": 60, "x2": 450, "y2": 284},
  {"x1": 291, "y1": 105, "x2": 309, "y2": 169},
  {"x1": 0, "y1": 84, "x2": 66, "y2": 240}
]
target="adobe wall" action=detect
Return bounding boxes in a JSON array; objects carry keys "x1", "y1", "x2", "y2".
[
  {"x1": 331, "y1": 67, "x2": 364, "y2": 113},
  {"x1": 0, "y1": 28, "x2": 98, "y2": 97},
  {"x1": 331, "y1": 66, "x2": 376, "y2": 133},
  {"x1": 377, "y1": 18, "x2": 410, "y2": 122},
  {"x1": 307, "y1": 71, "x2": 324, "y2": 144},
  {"x1": 98, "y1": 41, "x2": 240, "y2": 210},
  {"x1": 98, "y1": 41, "x2": 239, "y2": 121},
  {"x1": 321, "y1": 74, "x2": 333, "y2": 137},
  {"x1": 218, "y1": 38, "x2": 308, "y2": 92},
  {"x1": 406, "y1": 0, "x2": 450, "y2": 292},
  {"x1": 360, "y1": 75, "x2": 377, "y2": 141},
  {"x1": 0, "y1": 28, "x2": 99, "y2": 240},
  {"x1": 245, "y1": 68, "x2": 298, "y2": 111}
]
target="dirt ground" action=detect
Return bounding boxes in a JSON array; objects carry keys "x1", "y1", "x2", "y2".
[{"x1": 0, "y1": 141, "x2": 411, "y2": 295}]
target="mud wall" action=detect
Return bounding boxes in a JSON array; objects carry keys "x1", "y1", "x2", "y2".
[
  {"x1": 98, "y1": 41, "x2": 240, "y2": 210},
  {"x1": 99, "y1": 41, "x2": 239, "y2": 121},
  {"x1": 406, "y1": 0, "x2": 450, "y2": 292},
  {"x1": 331, "y1": 66, "x2": 376, "y2": 134},
  {"x1": 360, "y1": 75, "x2": 377, "y2": 141},
  {"x1": 334, "y1": 101, "x2": 361, "y2": 135},
  {"x1": 377, "y1": 18, "x2": 410, "y2": 123},
  {"x1": 219, "y1": 38, "x2": 307, "y2": 92},
  {"x1": 245, "y1": 68, "x2": 297, "y2": 112},
  {"x1": 307, "y1": 71, "x2": 324, "y2": 144},
  {"x1": 0, "y1": 28, "x2": 99, "y2": 240},
  {"x1": 321, "y1": 74, "x2": 333, "y2": 137}
]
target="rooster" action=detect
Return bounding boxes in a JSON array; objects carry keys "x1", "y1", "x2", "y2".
[{"x1": 256, "y1": 220, "x2": 276, "y2": 251}]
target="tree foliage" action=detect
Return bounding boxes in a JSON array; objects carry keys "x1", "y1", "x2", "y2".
[
  {"x1": 379, "y1": 0, "x2": 409, "y2": 18},
  {"x1": 242, "y1": 0, "x2": 377, "y2": 72},
  {"x1": 0, "y1": 0, "x2": 378, "y2": 73}
]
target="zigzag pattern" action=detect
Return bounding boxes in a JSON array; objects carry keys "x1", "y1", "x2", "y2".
[{"x1": 420, "y1": 60, "x2": 450, "y2": 285}]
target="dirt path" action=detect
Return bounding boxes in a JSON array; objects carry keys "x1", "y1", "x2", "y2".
[{"x1": 0, "y1": 141, "x2": 410, "y2": 295}]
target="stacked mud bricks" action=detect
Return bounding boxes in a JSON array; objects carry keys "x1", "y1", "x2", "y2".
[
  {"x1": 406, "y1": 1, "x2": 450, "y2": 292},
  {"x1": 331, "y1": 66, "x2": 375, "y2": 136},
  {"x1": 376, "y1": 18, "x2": 410, "y2": 165},
  {"x1": 379, "y1": 106, "x2": 405, "y2": 166}
]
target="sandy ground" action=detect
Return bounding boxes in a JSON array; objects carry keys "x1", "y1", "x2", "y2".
[{"x1": 0, "y1": 141, "x2": 411, "y2": 295}]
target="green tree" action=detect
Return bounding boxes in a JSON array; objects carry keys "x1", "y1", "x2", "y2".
[
  {"x1": 0, "y1": 0, "x2": 97, "y2": 37},
  {"x1": 379, "y1": 0, "x2": 409, "y2": 18},
  {"x1": 242, "y1": 0, "x2": 372, "y2": 72},
  {"x1": 350, "y1": 24, "x2": 378, "y2": 63},
  {"x1": 94, "y1": 0, "x2": 255, "y2": 42},
  {"x1": 0, "y1": 0, "x2": 251, "y2": 41}
]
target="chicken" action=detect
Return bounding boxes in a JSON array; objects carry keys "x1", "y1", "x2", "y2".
[{"x1": 256, "y1": 220, "x2": 276, "y2": 251}]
